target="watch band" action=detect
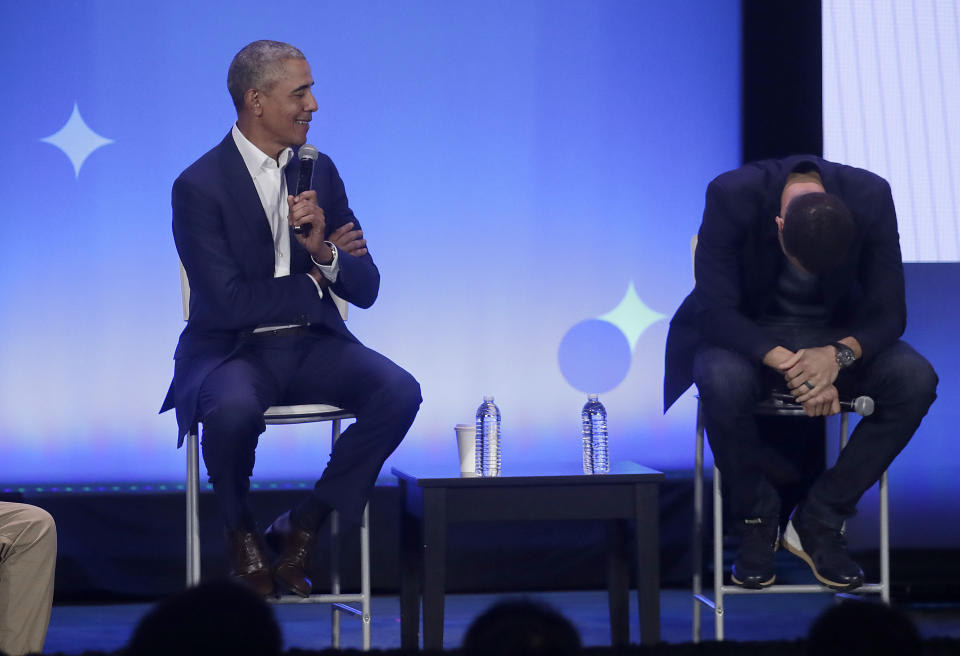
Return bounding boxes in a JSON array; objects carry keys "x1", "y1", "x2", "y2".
[
  {"x1": 323, "y1": 241, "x2": 338, "y2": 264},
  {"x1": 311, "y1": 242, "x2": 337, "y2": 268}
]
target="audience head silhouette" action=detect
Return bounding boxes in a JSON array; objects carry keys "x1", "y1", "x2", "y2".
[
  {"x1": 807, "y1": 600, "x2": 921, "y2": 655},
  {"x1": 462, "y1": 598, "x2": 582, "y2": 656},
  {"x1": 126, "y1": 578, "x2": 282, "y2": 656}
]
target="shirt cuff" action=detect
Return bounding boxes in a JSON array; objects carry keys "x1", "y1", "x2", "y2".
[
  {"x1": 312, "y1": 241, "x2": 340, "y2": 282},
  {"x1": 305, "y1": 273, "x2": 324, "y2": 297}
]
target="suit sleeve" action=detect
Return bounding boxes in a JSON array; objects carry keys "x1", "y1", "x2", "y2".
[
  {"x1": 299, "y1": 156, "x2": 380, "y2": 309},
  {"x1": 845, "y1": 179, "x2": 907, "y2": 359},
  {"x1": 693, "y1": 179, "x2": 779, "y2": 362},
  {"x1": 173, "y1": 175, "x2": 327, "y2": 331}
]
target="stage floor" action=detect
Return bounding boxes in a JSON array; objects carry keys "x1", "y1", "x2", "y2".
[{"x1": 44, "y1": 588, "x2": 960, "y2": 653}]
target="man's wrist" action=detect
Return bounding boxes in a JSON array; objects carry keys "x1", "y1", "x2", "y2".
[
  {"x1": 311, "y1": 241, "x2": 337, "y2": 266},
  {"x1": 762, "y1": 345, "x2": 793, "y2": 368},
  {"x1": 312, "y1": 243, "x2": 334, "y2": 265},
  {"x1": 831, "y1": 341, "x2": 857, "y2": 369}
]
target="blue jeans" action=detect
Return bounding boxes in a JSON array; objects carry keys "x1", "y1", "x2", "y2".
[{"x1": 693, "y1": 339, "x2": 937, "y2": 528}]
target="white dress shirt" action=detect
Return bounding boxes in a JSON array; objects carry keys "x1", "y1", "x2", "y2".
[{"x1": 231, "y1": 124, "x2": 339, "y2": 329}]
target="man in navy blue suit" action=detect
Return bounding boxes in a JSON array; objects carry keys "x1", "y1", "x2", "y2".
[
  {"x1": 160, "y1": 40, "x2": 421, "y2": 597},
  {"x1": 664, "y1": 156, "x2": 937, "y2": 592}
]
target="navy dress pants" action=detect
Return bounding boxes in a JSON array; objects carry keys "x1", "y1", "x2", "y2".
[
  {"x1": 195, "y1": 328, "x2": 422, "y2": 531},
  {"x1": 693, "y1": 338, "x2": 937, "y2": 528}
]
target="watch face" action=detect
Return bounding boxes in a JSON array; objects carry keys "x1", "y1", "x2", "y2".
[{"x1": 836, "y1": 345, "x2": 855, "y2": 368}]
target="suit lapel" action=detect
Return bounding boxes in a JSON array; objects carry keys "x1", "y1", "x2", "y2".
[{"x1": 217, "y1": 133, "x2": 275, "y2": 275}]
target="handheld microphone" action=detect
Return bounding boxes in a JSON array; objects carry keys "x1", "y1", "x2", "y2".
[
  {"x1": 292, "y1": 144, "x2": 319, "y2": 236},
  {"x1": 771, "y1": 392, "x2": 875, "y2": 417},
  {"x1": 841, "y1": 396, "x2": 875, "y2": 417}
]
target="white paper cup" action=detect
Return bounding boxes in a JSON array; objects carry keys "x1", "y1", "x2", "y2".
[{"x1": 454, "y1": 424, "x2": 477, "y2": 477}]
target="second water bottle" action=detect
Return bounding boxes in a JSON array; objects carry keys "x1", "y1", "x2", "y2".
[
  {"x1": 475, "y1": 395, "x2": 501, "y2": 477},
  {"x1": 581, "y1": 394, "x2": 609, "y2": 474}
]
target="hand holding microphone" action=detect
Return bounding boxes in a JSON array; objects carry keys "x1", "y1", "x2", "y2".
[
  {"x1": 291, "y1": 144, "x2": 319, "y2": 237},
  {"x1": 771, "y1": 391, "x2": 875, "y2": 416}
]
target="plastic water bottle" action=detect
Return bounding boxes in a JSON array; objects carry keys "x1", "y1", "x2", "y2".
[
  {"x1": 475, "y1": 395, "x2": 501, "y2": 477},
  {"x1": 581, "y1": 394, "x2": 609, "y2": 474}
]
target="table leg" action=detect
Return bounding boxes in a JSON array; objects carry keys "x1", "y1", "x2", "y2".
[
  {"x1": 398, "y1": 479, "x2": 422, "y2": 650},
  {"x1": 635, "y1": 483, "x2": 661, "y2": 644},
  {"x1": 606, "y1": 519, "x2": 630, "y2": 646},
  {"x1": 422, "y1": 487, "x2": 447, "y2": 650}
]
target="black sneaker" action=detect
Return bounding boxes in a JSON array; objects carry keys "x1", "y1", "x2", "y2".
[
  {"x1": 731, "y1": 517, "x2": 779, "y2": 588},
  {"x1": 783, "y1": 508, "x2": 864, "y2": 590}
]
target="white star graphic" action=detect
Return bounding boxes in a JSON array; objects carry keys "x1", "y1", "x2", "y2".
[
  {"x1": 598, "y1": 281, "x2": 666, "y2": 352},
  {"x1": 40, "y1": 103, "x2": 114, "y2": 178}
]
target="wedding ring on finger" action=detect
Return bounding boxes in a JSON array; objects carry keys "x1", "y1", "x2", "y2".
[{"x1": 803, "y1": 381, "x2": 815, "y2": 391}]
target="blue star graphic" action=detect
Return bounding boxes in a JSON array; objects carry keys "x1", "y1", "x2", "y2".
[
  {"x1": 597, "y1": 281, "x2": 666, "y2": 352},
  {"x1": 40, "y1": 103, "x2": 114, "y2": 178}
]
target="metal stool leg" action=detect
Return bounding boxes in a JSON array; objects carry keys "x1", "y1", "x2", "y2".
[
  {"x1": 693, "y1": 397, "x2": 725, "y2": 641},
  {"x1": 186, "y1": 427, "x2": 201, "y2": 587},
  {"x1": 692, "y1": 400, "x2": 704, "y2": 642},
  {"x1": 326, "y1": 416, "x2": 372, "y2": 650},
  {"x1": 360, "y1": 502, "x2": 372, "y2": 650},
  {"x1": 330, "y1": 418, "x2": 343, "y2": 648},
  {"x1": 880, "y1": 470, "x2": 890, "y2": 603},
  {"x1": 331, "y1": 508, "x2": 342, "y2": 648},
  {"x1": 713, "y1": 463, "x2": 724, "y2": 640},
  {"x1": 839, "y1": 411, "x2": 891, "y2": 603}
]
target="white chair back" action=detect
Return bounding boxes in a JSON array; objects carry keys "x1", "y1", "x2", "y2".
[{"x1": 690, "y1": 234, "x2": 698, "y2": 284}]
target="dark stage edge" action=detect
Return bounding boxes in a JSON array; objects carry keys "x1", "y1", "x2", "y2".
[{"x1": 9, "y1": 473, "x2": 960, "y2": 604}]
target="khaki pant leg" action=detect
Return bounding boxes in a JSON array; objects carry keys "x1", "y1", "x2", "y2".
[{"x1": 0, "y1": 502, "x2": 57, "y2": 656}]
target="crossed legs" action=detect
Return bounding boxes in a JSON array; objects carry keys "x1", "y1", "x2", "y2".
[{"x1": 196, "y1": 330, "x2": 421, "y2": 594}]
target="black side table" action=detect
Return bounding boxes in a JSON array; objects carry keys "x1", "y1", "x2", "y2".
[{"x1": 393, "y1": 462, "x2": 664, "y2": 649}]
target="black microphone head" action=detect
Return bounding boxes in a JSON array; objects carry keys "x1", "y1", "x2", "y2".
[
  {"x1": 299, "y1": 144, "x2": 319, "y2": 162},
  {"x1": 852, "y1": 396, "x2": 875, "y2": 417}
]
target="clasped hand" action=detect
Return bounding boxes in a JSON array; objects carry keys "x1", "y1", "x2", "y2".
[
  {"x1": 775, "y1": 346, "x2": 841, "y2": 417},
  {"x1": 287, "y1": 191, "x2": 368, "y2": 260}
]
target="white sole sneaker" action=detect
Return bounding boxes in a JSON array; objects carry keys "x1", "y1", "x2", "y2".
[{"x1": 783, "y1": 519, "x2": 860, "y2": 590}]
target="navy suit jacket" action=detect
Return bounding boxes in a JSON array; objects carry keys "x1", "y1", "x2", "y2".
[
  {"x1": 160, "y1": 132, "x2": 380, "y2": 445},
  {"x1": 663, "y1": 155, "x2": 906, "y2": 413}
]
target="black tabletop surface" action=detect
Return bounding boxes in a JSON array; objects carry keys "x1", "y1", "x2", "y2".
[{"x1": 391, "y1": 461, "x2": 664, "y2": 487}]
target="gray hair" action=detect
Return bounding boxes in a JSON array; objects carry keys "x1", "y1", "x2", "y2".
[{"x1": 227, "y1": 40, "x2": 305, "y2": 110}]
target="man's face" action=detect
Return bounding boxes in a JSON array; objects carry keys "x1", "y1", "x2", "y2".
[{"x1": 254, "y1": 58, "x2": 317, "y2": 156}]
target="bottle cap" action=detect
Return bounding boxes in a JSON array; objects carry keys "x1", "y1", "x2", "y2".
[{"x1": 483, "y1": 395, "x2": 494, "y2": 402}]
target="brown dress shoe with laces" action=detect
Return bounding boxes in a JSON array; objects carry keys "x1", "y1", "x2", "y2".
[
  {"x1": 265, "y1": 510, "x2": 316, "y2": 597},
  {"x1": 227, "y1": 530, "x2": 275, "y2": 597}
]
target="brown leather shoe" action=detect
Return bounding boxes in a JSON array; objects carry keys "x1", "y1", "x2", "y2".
[
  {"x1": 227, "y1": 530, "x2": 275, "y2": 597},
  {"x1": 265, "y1": 510, "x2": 316, "y2": 597}
]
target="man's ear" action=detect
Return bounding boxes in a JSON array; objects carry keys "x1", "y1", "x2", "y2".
[
  {"x1": 244, "y1": 89, "x2": 261, "y2": 116},
  {"x1": 775, "y1": 216, "x2": 785, "y2": 232}
]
